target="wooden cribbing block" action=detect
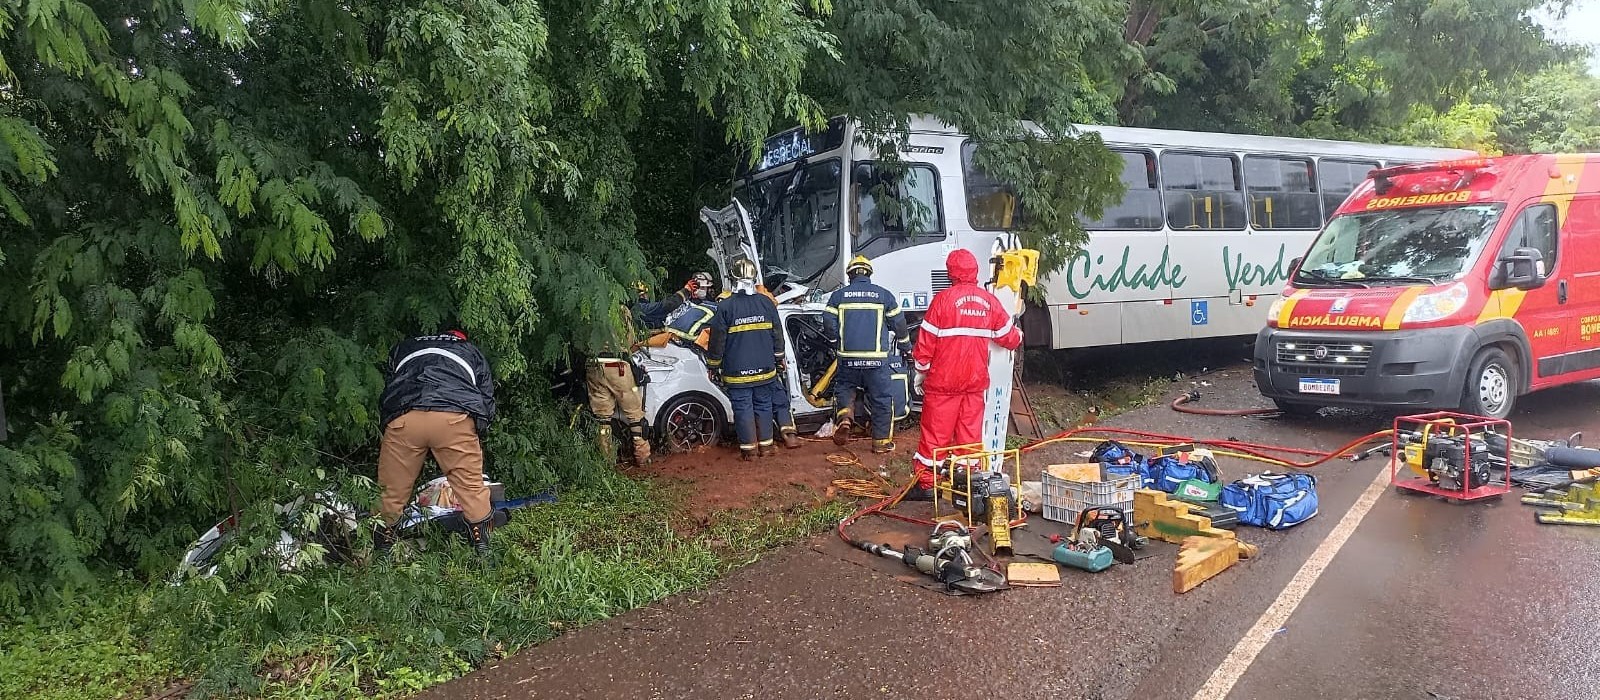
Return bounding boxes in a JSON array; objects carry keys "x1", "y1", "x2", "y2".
[
  {"x1": 1134, "y1": 489, "x2": 1234, "y2": 544},
  {"x1": 1136, "y1": 489, "x2": 1258, "y2": 560},
  {"x1": 1174, "y1": 536, "x2": 1239, "y2": 593}
]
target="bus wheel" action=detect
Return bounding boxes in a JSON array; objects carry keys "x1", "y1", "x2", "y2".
[
  {"x1": 1272, "y1": 399, "x2": 1322, "y2": 418},
  {"x1": 1463, "y1": 347, "x2": 1516, "y2": 420}
]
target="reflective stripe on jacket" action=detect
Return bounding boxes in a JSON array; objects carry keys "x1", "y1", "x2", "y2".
[
  {"x1": 379, "y1": 334, "x2": 497, "y2": 433},
  {"x1": 667, "y1": 301, "x2": 717, "y2": 343},
  {"x1": 707, "y1": 292, "x2": 783, "y2": 385},
  {"x1": 823, "y1": 276, "x2": 908, "y2": 366}
]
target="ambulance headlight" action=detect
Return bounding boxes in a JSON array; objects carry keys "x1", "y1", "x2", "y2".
[
  {"x1": 1266, "y1": 297, "x2": 1288, "y2": 324},
  {"x1": 1401, "y1": 283, "x2": 1469, "y2": 324}
]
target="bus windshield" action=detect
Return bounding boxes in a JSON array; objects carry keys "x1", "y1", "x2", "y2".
[
  {"x1": 733, "y1": 159, "x2": 843, "y2": 284},
  {"x1": 1298, "y1": 204, "x2": 1504, "y2": 286}
]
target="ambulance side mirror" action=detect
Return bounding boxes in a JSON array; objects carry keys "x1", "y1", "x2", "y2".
[
  {"x1": 1288, "y1": 257, "x2": 1303, "y2": 277},
  {"x1": 1496, "y1": 247, "x2": 1545, "y2": 291}
]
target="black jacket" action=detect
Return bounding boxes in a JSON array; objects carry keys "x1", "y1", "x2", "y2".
[{"x1": 379, "y1": 334, "x2": 497, "y2": 434}]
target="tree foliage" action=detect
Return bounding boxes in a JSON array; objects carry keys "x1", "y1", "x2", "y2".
[
  {"x1": 0, "y1": 0, "x2": 1587, "y2": 613},
  {"x1": 0, "y1": 0, "x2": 826, "y2": 607}
]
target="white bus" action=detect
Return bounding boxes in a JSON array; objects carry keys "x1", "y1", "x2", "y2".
[{"x1": 732, "y1": 115, "x2": 1474, "y2": 347}]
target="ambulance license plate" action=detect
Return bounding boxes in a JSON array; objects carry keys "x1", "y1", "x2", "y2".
[{"x1": 1298, "y1": 378, "x2": 1340, "y2": 395}]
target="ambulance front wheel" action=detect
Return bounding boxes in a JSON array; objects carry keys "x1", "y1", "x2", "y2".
[{"x1": 1462, "y1": 347, "x2": 1516, "y2": 420}]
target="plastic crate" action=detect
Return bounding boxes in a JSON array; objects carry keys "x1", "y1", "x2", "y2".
[{"x1": 1041, "y1": 470, "x2": 1139, "y2": 525}]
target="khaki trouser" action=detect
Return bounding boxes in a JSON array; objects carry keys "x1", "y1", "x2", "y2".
[
  {"x1": 586, "y1": 359, "x2": 645, "y2": 423},
  {"x1": 378, "y1": 410, "x2": 490, "y2": 524}
]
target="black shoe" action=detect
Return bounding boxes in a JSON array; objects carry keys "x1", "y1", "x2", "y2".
[
  {"x1": 373, "y1": 524, "x2": 398, "y2": 559},
  {"x1": 902, "y1": 486, "x2": 934, "y2": 502},
  {"x1": 740, "y1": 448, "x2": 758, "y2": 462},
  {"x1": 464, "y1": 513, "x2": 492, "y2": 558}
]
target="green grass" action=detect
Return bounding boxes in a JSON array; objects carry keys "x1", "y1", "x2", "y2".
[{"x1": 0, "y1": 474, "x2": 852, "y2": 699}]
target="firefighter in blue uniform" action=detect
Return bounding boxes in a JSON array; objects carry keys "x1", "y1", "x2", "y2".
[
  {"x1": 824, "y1": 256, "x2": 910, "y2": 453},
  {"x1": 708, "y1": 259, "x2": 786, "y2": 461},
  {"x1": 633, "y1": 272, "x2": 712, "y2": 333}
]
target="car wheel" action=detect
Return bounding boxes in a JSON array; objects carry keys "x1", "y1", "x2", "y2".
[
  {"x1": 1272, "y1": 399, "x2": 1322, "y2": 418},
  {"x1": 658, "y1": 394, "x2": 725, "y2": 453},
  {"x1": 1462, "y1": 347, "x2": 1516, "y2": 420}
]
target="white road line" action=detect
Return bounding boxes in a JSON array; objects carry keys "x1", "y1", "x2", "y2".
[{"x1": 1191, "y1": 462, "x2": 1393, "y2": 700}]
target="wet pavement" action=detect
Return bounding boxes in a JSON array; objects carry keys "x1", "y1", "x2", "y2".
[{"x1": 421, "y1": 367, "x2": 1600, "y2": 700}]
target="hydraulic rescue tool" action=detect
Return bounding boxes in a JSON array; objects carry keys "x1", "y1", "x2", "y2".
[{"x1": 851, "y1": 522, "x2": 1007, "y2": 594}]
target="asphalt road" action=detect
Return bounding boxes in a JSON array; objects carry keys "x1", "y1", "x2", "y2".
[{"x1": 421, "y1": 366, "x2": 1600, "y2": 700}]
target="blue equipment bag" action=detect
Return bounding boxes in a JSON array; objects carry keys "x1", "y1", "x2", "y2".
[
  {"x1": 1219, "y1": 473, "x2": 1318, "y2": 530},
  {"x1": 1149, "y1": 455, "x2": 1220, "y2": 494},
  {"x1": 1094, "y1": 441, "x2": 1153, "y2": 487}
]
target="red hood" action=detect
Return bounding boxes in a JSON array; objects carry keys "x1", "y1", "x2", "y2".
[{"x1": 946, "y1": 249, "x2": 979, "y2": 284}]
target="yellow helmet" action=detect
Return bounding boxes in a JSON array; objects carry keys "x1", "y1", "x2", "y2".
[{"x1": 846, "y1": 255, "x2": 873, "y2": 277}]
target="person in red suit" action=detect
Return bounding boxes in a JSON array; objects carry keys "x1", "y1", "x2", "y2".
[{"x1": 908, "y1": 249, "x2": 1023, "y2": 499}]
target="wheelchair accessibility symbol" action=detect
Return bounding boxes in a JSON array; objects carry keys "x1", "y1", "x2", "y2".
[{"x1": 1191, "y1": 300, "x2": 1209, "y2": 326}]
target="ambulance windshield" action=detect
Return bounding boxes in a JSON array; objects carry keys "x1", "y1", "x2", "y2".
[{"x1": 1299, "y1": 204, "x2": 1504, "y2": 285}]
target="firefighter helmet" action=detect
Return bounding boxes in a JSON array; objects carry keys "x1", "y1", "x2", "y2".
[
  {"x1": 846, "y1": 255, "x2": 873, "y2": 277},
  {"x1": 730, "y1": 258, "x2": 758, "y2": 282}
]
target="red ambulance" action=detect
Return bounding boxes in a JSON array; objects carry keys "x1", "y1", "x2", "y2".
[{"x1": 1254, "y1": 155, "x2": 1600, "y2": 419}]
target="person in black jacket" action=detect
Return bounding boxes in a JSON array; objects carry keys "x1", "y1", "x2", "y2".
[{"x1": 376, "y1": 329, "x2": 496, "y2": 556}]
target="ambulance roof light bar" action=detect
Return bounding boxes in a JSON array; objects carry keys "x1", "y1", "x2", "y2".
[{"x1": 1372, "y1": 157, "x2": 1495, "y2": 195}]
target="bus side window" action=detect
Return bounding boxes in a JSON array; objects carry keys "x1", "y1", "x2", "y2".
[
  {"x1": 1245, "y1": 156, "x2": 1322, "y2": 230},
  {"x1": 961, "y1": 142, "x2": 1025, "y2": 230},
  {"x1": 852, "y1": 162, "x2": 944, "y2": 259},
  {"x1": 1161, "y1": 152, "x2": 1246, "y2": 230},
  {"x1": 1081, "y1": 150, "x2": 1162, "y2": 231},
  {"x1": 1318, "y1": 159, "x2": 1379, "y2": 222}
]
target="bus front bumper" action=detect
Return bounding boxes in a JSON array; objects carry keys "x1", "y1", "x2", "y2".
[{"x1": 1252, "y1": 326, "x2": 1477, "y2": 409}]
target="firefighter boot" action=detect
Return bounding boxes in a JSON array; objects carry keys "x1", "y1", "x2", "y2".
[
  {"x1": 628, "y1": 420, "x2": 651, "y2": 465},
  {"x1": 781, "y1": 428, "x2": 802, "y2": 450},
  {"x1": 596, "y1": 423, "x2": 615, "y2": 462},
  {"x1": 759, "y1": 440, "x2": 777, "y2": 458},
  {"x1": 832, "y1": 408, "x2": 854, "y2": 447},
  {"x1": 740, "y1": 447, "x2": 758, "y2": 462},
  {"x1": 872, "y1": 438, "x2": 896, "y2": 454}
]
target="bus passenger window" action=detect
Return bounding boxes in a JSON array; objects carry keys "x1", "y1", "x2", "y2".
[
  {"x1": 961, "y1": 142, "x2": 1026, "y2": 230},
  {"x1": 1080, "y1": 150, "x2": 1162, "y2": 231},
  {"x1": 1318, "y1": 159, "x2": 1379, "y2": 222},
  {"x1": 1245, "y1": 156, "x2": 1322, "y2": 230},
  {"x1": 852, "y1": 162, "x2": 943, "y2": 259},
  {"x1": 1161, "y1": 152, "x2": 1246, "y2": 230}
]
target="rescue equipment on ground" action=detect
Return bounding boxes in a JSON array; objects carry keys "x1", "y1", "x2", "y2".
[
  {"x1": 1040, "y1": 462, "x2": 1138, "y2": 527},
  {"x1": 1522, "y1": 482, "x2": 1600, "y2": 526},
  {"x1": 849, "y1": 521, "x2": 1008, "y2": 594},
  {"x1": 1051, "y1": 530, "x2": 1114, "y2": 573},
  {"x1": 1219, "y1": 473, "x2": 1319, "y2": 530},
  {"x1": 1389, "y1": 412, "x2": 1512, "y2": 502}
]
